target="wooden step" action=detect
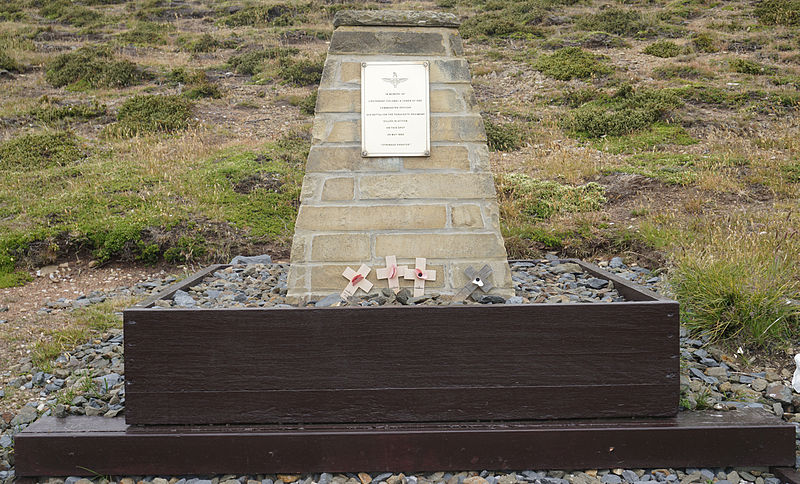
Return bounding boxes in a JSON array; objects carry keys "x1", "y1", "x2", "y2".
[{"x1": 15, "y1": 408, "x2": 795, "y2": 477}]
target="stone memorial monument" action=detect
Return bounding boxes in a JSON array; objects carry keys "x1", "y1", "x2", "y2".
[{"x1": 287, "y1": 10, "x2": 514, "y2": 302}]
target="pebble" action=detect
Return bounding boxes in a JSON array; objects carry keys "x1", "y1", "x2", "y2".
[{"x1": 154, "y1": 260, "x2": 645, "y2": 309}]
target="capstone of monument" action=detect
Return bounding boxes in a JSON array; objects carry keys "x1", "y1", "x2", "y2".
[{"x1": 287, "y1": 10, "x2": 514, "y2": 302}]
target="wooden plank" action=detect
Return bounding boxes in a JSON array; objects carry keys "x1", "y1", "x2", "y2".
[
  {"x1": 570, "y1": 259, "x2": 667, "y2": 303},
  {"x1": 134, "y1": 264, "x2": 227, "y2": 308},
  {"x1": 15, "y1": 408, "x2": 795, "y2": 477},
  {"x1": 124, "y1": 302, "x2": 679, "y2": 424},
  {"x1": 125, "y1": 384, "x2": 676, "y2": 425},
  {"x1": 772, "y1": 468, "x2": 800, "y2": 484}
]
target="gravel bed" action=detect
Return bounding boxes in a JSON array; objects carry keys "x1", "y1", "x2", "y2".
[
  {"x1": 1, "y1": 256, "x2": 798, "y2": 483},
  {"x1": 157, "y1": 256, "x2": 658, "y2": 309}
]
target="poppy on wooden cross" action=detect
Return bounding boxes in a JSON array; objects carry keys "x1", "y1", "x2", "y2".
[
  {"x1": 452, "y1": 265, "x2": 495, "y2": 301},
  {"x1": 376, "y1": 255, "x2": 407, "y2": 294},
  {"x1": 403, "y1": 257, "x2": 436, "y2": 297},
  {"x1": 341, "y1": 264, "x2": 373, "y2": 299}
]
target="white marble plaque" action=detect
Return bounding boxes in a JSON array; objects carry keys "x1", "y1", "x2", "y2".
[{"x1": 361, "y1": 61, "x2": 430, "y2": 157}]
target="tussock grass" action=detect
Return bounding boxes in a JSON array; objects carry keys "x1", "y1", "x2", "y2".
[
  {"x1": 651, "y1": 212, "x2": 800, "y2": 347},
  {"x1": 486, "y1": 120, "x2": 524, "y2": 151}
]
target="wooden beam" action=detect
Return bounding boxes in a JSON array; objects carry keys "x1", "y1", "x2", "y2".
[{"x1": 15, "y1": 409, "x2": 795, "y2": 477}]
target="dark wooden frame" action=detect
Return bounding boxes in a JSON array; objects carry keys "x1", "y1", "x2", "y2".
[
  {"x1": 15, "y1": 409, "x2": 795, "y2": 477},
  {"x1": 14, "y1": 260, "x2": 798, "y2": 478},
  {"x1": 124, "y1": 259, "x2": 680, "y2": 426}
]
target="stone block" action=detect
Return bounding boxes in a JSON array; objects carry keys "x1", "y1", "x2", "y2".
[
  {"x1": 339, "y1": 62, "x2": 361, "y2": 83},
  {"x1": 311, "y1": 234, "x2": 370, "y2": 262},
  {"x1": 306, "y1": 146, "x2": 402, "y2": 173},
  {"x1": 430, "y1": 87, "x2": 477, "y2": 113},
  {"x1": 299, "y1": 175, "x2": 323, "y2": 201},
  {"x1": 322, "y1": 177, "x2": 355, "y2": 200},
  {"x1": 430, "y1": 59, "x2": 471, "y2": 83},
  {"x1": 316, "y1": 89, "x2": 360, "y2": 113},
  {"x1": 431, "y1": 115, "x2": 486, "y2": 142},
  {"x1": 375, "y1": 233, "x2": 508, "y2": 258},
  {"x1": 451, "y1": 204, "x2": 484, "y2": 228},
  {"x1": 359, "y1": 173, "x2": 495, "y2": 199},
  {"x1": 403, "y1": 145, "x2": 469, "y2": 170},
  {"x1": 312, "y1": 117, "x2": 360, "y2": 144},
  {"x1": 320, "y1": 58, "x2": 340, "y2": 86},
  {"x1": 295, "y1": 205, "x2": 447, "y2": 231},
  {"x1": 330, "y1": 28, "x2": 446, "y2": 55},
  {"x1": 470, "y1": 143, "x2": 491, "y2": 171},
  {"x1": 289, "y1": 235, "x2": 310, "y2": 262},
  {"x1": 448, "y1": 33, "x2": 464, "y2": 56}
]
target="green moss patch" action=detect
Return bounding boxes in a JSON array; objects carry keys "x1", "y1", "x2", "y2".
[
  {"x1": 45, "y1": 47, "x2": 148, "y2": 89},
  {"x1": 0, "y1": 131, "x2": 86, "y2": 170},
  {"x1": 533, "y1": 47, "x2": 613, "y2": 81}
]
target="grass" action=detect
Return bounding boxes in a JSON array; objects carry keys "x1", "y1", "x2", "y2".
[
  {"x1": 604, "y1": 153, "x2": 699, "y2": 186},
  {"x1": 729, "y1": 58, "x2": 776, "y2": 75},
  {"x1": 30, "y1": 97, "x2": 107, "y2": 126},
  {"x1": 226, "y1": 47, "x2": 299, "y2": 76},
  {"x1": 220, "y1": 4, "x2": 307, "y2": 27},
  {"x1": 643, "y1": 40, "x2": 688, "y2": 58},
  {"x1": 497, "y1": 173, "x2": 607, "y2": 221},
  {"x1": 30, "y1": 298, "x2": 131, "y2": 372},
  {"x1": 754, "y1": 0, "x2": 800, "y2": 26},
  {"x1": 575, "y1": 7, "x2": 671, "y2": 38},
  {"x1": 0, "y1": 130, "x2": 306, "y2": 272},
  {"x1": 486, "y1": 120, "x2": 524, "y2": 151},
  {"x1": 0, "y1": 131, "x2": 86, "y2": 169},
  {"x1": 533, "y1": 47, "x2": 613, "y2": 81},
  {"x1": 0, "y1": 50, "x2": 22, "y2": 72},
  {"x1": 39, "y1": 0, "x2": 104, "y2": 28},
  {"x1": 563, "y1": 85, "x2": 683, "y2": 138},
  {"x1": 116, "y1": 21, "x2": 173, "y2": 46},
  {"x1": 104, "y1": 94, "x2": 193, "y2": 137},
  {"x1": 45, "y1": 46, "x2": 148, "y2": 89},
  {"x1": 593, "y1": 123, "x2": 698, "y2": 154}
]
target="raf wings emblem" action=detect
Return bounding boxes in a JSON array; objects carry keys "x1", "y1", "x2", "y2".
[{"x1": 382, "y1": 72, "x2": 407, "y2": 88}]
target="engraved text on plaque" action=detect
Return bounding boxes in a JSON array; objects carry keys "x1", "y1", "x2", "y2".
[{"x1": 361, "y1": 61, "x2": 430, "y2": 157}]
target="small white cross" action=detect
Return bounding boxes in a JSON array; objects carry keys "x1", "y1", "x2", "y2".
[
  {"x1": 376, "y1": 255, "x2": 407, "y2": 294},
  {"x1": 341, "y1": 264, "x2": 373, "y2": 299},
  {"x1": 404, "y1": 257, "x2": 436, "y2": 297}
]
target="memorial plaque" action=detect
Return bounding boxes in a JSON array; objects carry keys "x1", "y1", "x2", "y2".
[{"x1": 361, "y1": 61, "x2": 430, "y2": 157}]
